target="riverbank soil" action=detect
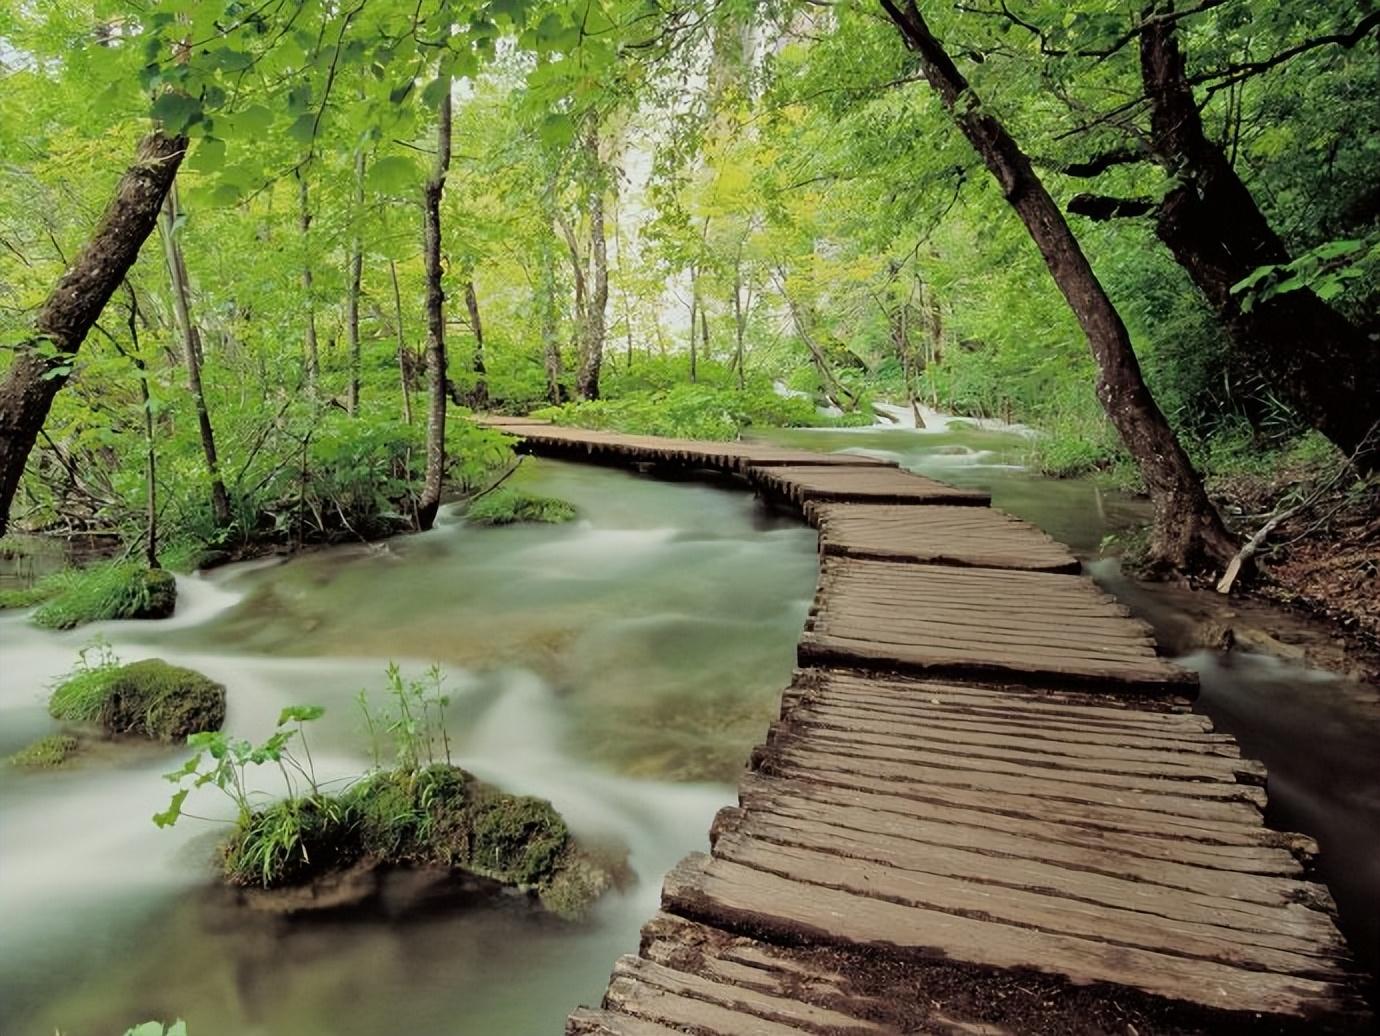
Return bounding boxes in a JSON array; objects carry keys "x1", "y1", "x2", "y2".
[{"x1": 1214, "y1": 469, "x2": 1380, "y2": 679}]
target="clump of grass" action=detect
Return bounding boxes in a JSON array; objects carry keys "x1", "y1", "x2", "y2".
[
  {"x1": 0, "y1": 583, "x2": 59, "y2": 609},
  {"x1": 24, "y1": 562, "x2": 177, "y2": 630},
  {"x1": 49, "y1": 643, "x2": 226, "y2": 742},
  {"x1": 466, "y1": 488, "x2": 576, "y2": 526},
  {"x1": 6, "y1": 733, "x2": 80, "y2": 769}
]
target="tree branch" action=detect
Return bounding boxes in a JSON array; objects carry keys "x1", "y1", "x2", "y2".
[{"x1": 1067, "y1": 193, "x2": 1158, "y2": 220}]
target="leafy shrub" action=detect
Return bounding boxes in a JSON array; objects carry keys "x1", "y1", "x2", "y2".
[
  {"x1": 6, "y1": 733, "x2": 80, "y2": 769},
  {"x1": 466, "y1": 488, "x2": 576, "y2": 525}
]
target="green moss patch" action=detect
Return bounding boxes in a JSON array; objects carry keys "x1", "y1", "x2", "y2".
[
  {"x1": 50, "y1": 658, "x2": 225, "y2": 742},
  {"x1": 222, "y1": 764, "x2": 609, "y2": 919},
  {"x1": 6, "y1": 733, "x2": 80, "y2": 769},
  {"x1": 20, "y1": 563, "x2": 177, "y2": 629},
  {"x1": 466, "y1": 488, "x2": 576, "y2": 526}
]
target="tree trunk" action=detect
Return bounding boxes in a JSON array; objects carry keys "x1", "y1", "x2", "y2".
[
  {"x1": 0, "y1": 131, "x2": 185, "y2": 535},
  {"x1": 297, "y1": 167, "x2": 320, "y2": 397},
  {"x1": 732, "y1": 269, "x2": 748, "y2": 390},
  {"x1": 417, "y1": 81, "x2": 452, "y2": 532},
  {"x1": 389, "y1": 259, "x2": 413, "y2": 425},
  {"x1": 577, "y1": 126, "x2": 608, "y2": 401},
  {"x1": 120, "y1": 283, "x2": 159, "y2": 567},
  {"x1": 159, "y1": 185, "x2": 231, "y2": 529},
  {"x1": 881, "y1": 0, "x2": 1234, "y2": 572},
  {"x1": 541, "y1": 178, "x2": 567, "y2": 404},
  {"x1": 1139, "y1": 7, "x2": 1379, "y2": 471},
  {"x1": 688, "y1": 281, "x2": 699, "y2": 383},
  {"x1": 463, "y1": 279, "x2": 489, "y2": 409},
  {"x1": 346, "y1": 150, "x2": 365, "y2": 416}
]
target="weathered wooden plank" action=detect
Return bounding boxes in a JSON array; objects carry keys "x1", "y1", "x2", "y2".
[
  {"x1": 736, "y1": 775, "x2": 1316, "y2": 887},
  {"x1": 605, "y1": 955, "x2": 890, "y2": 1035},
  {"x1": 747, "y1": 464, "x2": 992, "y2": 507},
  {"x1": 662, "y1": 854, "x2": 1364, "y2": 1021},
  {"x1": 810, "y1": 502, "x2": 1080, "y2": 573},
  {"x1": 567, "y1": 1007, "x2": 686, "y2": 1036},
  {"x1": 765, "y1": 742, "x2": 1266, "y2": 819},
  {"x1": 784, "y1": 708, "x2": 1267, "y2": 784},
  {"x1": 715, "y1": 808, "x2": 1342, "y2": 949}
]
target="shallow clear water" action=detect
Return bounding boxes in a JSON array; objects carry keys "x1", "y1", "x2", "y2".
[
  {"x1": 2, "y1": 423, "x2": 1377, "y2": 1032},
  {"x1": 0, "y1": 458, "x2": 817, "y2": 1036}
]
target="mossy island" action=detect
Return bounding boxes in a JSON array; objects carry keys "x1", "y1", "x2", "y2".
[
  {"x1": 49, "y1": 647, "x2": 226, "y2": 743},
  {"x1": 222, "y1": 764, "x2": 619, "y2": 919},
  {"x1": 157, "y1": 666, "x2": 620, "y2": 921},
  {"x1": 5, "y1": 733, "x2": 81, "y2": 769},
  {"x1": 0, "y1": 561, "x2": 177, "y2": 629},
  {"x1": 466, "y1": 488, "x2": 577, "y2": 526}
]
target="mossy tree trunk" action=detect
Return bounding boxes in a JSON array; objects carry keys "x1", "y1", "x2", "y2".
[
  {"x1": 418, "y1": 79, "x2": 452, "y2": 532},
  {"x1": 0, "y1": 131, "x2": 185, "y2": 536},
  {"x1": 880, "y1": 0, "x2": 1235, "y2": 574}
]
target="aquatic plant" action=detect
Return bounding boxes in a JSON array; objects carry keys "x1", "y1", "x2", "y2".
[
  {"x1": 466, "y1": 488, "x2": 577, "y2": 526},
  {"x1": 11, "y1": 562, "x2": 178, "y2": 629},
  {"x1": 124, "y1": 1022, "x2": 187, "y2": 1036},
  {"x1": 6, "y1": 733, "x2": 80, "y2": 768}
]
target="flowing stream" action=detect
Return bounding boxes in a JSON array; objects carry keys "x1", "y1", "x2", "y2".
[{"x1": 2, "y1": 421, "x2": 1376, "y2": 1033}]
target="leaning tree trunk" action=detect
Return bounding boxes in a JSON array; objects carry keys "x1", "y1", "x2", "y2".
[
  {"x1": 1140, "y1": 7, "x2": 1380, "y2": 471},
  {"x1": 0, "y1": 131, "x2": 185, "y2": 536},
  {"x1": 345, "y1": 149, "x2": 366, "y2": 416},
  {"x1": 463, "y1": 279, "x2": 489, "y2": 410},
  {"x1": 881, "y1": 0, "x2": 1234, "y2": 572},
  {"x1": 417, "y1": 81, "x2": 452, "y2": 532},
  {"x1": 159, "y1": 184, "x2": 231, "y2": 528}
]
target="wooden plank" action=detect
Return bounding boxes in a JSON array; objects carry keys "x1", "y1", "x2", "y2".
[
  {"x1": 605, "y1": 955, "x2": 889, "y2": 1035},
  {"x1": 662, "y1": 854, "x2": 1363, "y2": 1021},
  {"x1": 715, "y1": 809, "x2": 1343, "y2": 951},
  {"x1": 804, "y1": 559, "x2": 1193, "y2": 693},
  {"x1": 567, "y1": 1008, "x2": 685, "y2": 1036},
  {"x1": 810, "y1": 502, "x2": 1080, "y2": 573},
  {"x1": 746, "y1": 464, "x2": 991, "y2": 507},
  {"x1": 736, "y1": 775, "x2": 1317, "y2": 886}
]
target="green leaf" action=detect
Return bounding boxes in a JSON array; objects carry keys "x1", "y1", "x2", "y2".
[
  {"x1": 278, "y1": 704, "x2": 326, "y2": 726},
  {"x1": 151, "y1": 91, "x2": 202, "y2": 133},
  {"x1": 153, "y1": 788, "x2": 189, "y2": 829},
  {"x1": 186, "y1": 138, "x2": 226, "y2": 174},
  {"x1": 287, "y1": 112, "x2": 317, "y2": 145},
  {"x1": 232, "y1": 104, "x2": 274, "y2": 137},
  {"x1": 389, "y1": 79, "x2": 416, "y2": 104},
  {"x1": 421, "y1": 77, "x2": 450, "y2": 109},
  {"x1": 539, "y1": 112, "x2": 575, "y2": 147},
  {"x1": 366, "y1": 155, "x2": 421, "y2": 193}
]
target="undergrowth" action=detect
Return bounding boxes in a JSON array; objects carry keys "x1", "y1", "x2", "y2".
[{"x1": 9, "y1": 562, "x2": 178, "y2": 629}]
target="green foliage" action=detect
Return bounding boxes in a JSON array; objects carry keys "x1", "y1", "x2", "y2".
[
  {"x1": 21, "y1": 564, "x2": 176, "y2": 630},
  {"x1": 6, "y1": 733, "x2": 80, "y2": 769},
  {"x1": 467, "y1": 488, "x2": 577, "y2": 525},
  {"x1": 124, "y1": 1023, "x2": 187, "y2": 1036},
  {"x1": 46, "y1": 639, "x2": 121, "y2": 722},
  {"x1": 49, "y1": 646, "x2": 226, "y2": 743}
]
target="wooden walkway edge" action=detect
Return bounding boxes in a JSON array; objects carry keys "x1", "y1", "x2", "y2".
[{"x1": 477, "y1": 416, "x2": 1372, "y2": 1035}]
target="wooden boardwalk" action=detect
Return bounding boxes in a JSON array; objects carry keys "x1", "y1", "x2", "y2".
[{"x1": 479, "y1": 417, "x2": 1371, "y2": 1034}]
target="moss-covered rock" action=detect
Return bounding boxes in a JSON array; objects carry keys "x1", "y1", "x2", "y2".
[
  {"x1": 6, "y1": 733, "x2": 80, "y2": 768},
  {"x1": 49, "y1": 659, "x2": 225, "y2": 742},
  {"x1": 466, "y1": 488, "x2": 576, "y2": 526},
  {"x1": 222, "y1": 764, "x2": 612, "y2": 919},
  {"x1": 29, "y1": 563, "x2": 178, "y2": 629}
]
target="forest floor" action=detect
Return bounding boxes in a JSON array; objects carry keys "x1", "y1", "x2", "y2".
[{"x1": 1212, "y1": 465, "x2": 1380, "y2": 680}]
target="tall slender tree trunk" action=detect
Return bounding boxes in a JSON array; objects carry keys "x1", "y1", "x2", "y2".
[
  {"x1": 577, "y1": 124, "x2": 608, "y2": 401},
  {"x1": 463, "y1": 279, "x2": 489, "y2": 409},
  {"x1": 417, "y1": 81, "x2": 452, "y2": 532},
  {"x1": 688, "y1": 282, "x2": 699, "y2": 383},
  {"x1": 159, "y1": 185, "x2": 231, "y2": 529},
  {"x1": 1139, "y1": 6, "x2": 1379, "y2": 470},
  {"x1": 540, "y1": 178, "x2": 566, "y2": 404},
  {"x1": 345, "y1": 150, "x2": 366, "y2": 416},
  {"x1": 120, "y1": 283, "x2": 159, "y2": 568},
  {"x1": 0, "y1": 131, "x2": 185, "y2": 535},
  {"x1": 699, "y1": 306, "x2": 711, "y2": 366},
  {"x1": 297, "y1": 167, "x2": 320, "y2": 397},
  {"x1": 389, "y1": 259, "x2": 413, "y2": 425},
  {"x1": 732, "y1": 270, "x2": 747, "y2": 390},
  {"x1": 880, "y1": 0, "x2": 1234, "y2": 572}
]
